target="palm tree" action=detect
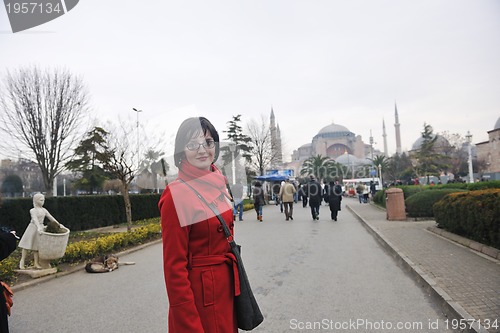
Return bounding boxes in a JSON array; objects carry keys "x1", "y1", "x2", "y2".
[
  {"x1": 369, "y1": 154, "x2": 390, "y2": 185},
  {"x1": 300, "y1": 154, "x2": 339, "y2": 182}
]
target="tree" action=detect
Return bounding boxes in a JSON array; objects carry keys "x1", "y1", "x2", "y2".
[
  {"x1": 137, "y1": 149, "x2": 166, "y2": 192},
  {"x1": 299, "y1": 155, "x2": 339, "y2": 182},
  {"x1": 246, "y1": 116, "x2": 279, "y2": 176},
  {"x1": 385, "y1": 153, "x2": 414, "y2": 184},
  {"x1": 412, "y1": 123, "x2": 449, "y2": 183},
  {"x1": 223, "y1": 115, "x2": 252, "y2": 163},
  {"x1": 65, "y1": 127, "x2": 111, "y2": 194},
  {"x1": 1, "y1": 174, "x2": 23, "y2": 197},
  {"x1": 369, "y1": 154, "x2": 390, "y2": 184},
  {"x1": 0, "y1": 66, "x2": 90, "y2": 196},
  {"x1": 100, "y1": 119, "x2": 163, "y2": 230}
]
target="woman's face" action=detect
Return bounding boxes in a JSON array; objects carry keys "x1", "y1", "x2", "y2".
[{"x1": 184, "y1": 131, "x2": 215, "y2": 170}]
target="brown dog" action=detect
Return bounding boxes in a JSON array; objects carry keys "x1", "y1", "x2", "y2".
[{"x1": 85, "y1": 254, "x2": 134, "y2": 273}]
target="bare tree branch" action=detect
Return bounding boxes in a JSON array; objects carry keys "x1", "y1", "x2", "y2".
[{"x1": 0, "y1": 66, "x2": 90, "y2": 196}]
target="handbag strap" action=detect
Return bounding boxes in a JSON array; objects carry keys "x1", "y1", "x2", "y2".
[{"x1": 179, "y1": 179, "x2": 233, "y2": 241}]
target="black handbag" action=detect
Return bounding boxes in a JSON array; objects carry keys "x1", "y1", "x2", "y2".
[{"x1": 180, "y1": 180, "x2": 264, "y2": 331}]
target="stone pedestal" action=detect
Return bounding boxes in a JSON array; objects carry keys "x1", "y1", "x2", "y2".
[{"x1": 15, "y1": 268, "x2": 58, "y2": 279}]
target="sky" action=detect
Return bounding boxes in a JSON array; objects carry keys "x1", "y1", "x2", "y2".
[{"x1": 1, "y1": 0, "x2": 499, "y2": 163}]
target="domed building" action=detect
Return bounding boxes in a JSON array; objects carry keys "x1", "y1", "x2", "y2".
[
  {"x1": 291, "y1": 122, "x2": 375, "y2": 162},
  {"x1": 476, "y1": 116, "x2": 500, "y2": 180},
  {"x1": 410, "y1": 134, "x2": 451, "y2": 153}
]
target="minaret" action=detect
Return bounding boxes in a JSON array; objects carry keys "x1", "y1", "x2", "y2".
[
  {"x1": 270, "y1": 108, "x2": 279, "y2": 167},
  {"x1": 276, "y1": 124, "x2": 283, "y2": 164},
  {"x1": 382, "y1": 118, "x2": 388, "y2": 156},
  {"x1": 394, "y1": 103, "x2": 402, "y2": 155}
]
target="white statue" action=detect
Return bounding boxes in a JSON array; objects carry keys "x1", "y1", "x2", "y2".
[{"x1": 18, "y1": 193, "x2": 63, "y2": 269}]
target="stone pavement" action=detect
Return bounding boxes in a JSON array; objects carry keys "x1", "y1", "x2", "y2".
[{"x1": 346, "y1": 200, "x2": 500, "y2": 333}]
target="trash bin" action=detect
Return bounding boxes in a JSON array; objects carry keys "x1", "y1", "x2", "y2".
[{"x1": 385, "y1": 188, "x2": 406, "y2": 221}]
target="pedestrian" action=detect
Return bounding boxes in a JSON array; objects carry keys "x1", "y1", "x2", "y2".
[
  {"x1": 253, "y1": 181, "x2": 266, "y2": 222},
  {"x1": 307, "y1": 175, "x2": 322, "y2": 220},
  {"x1": 369, "y1": 180, "x2": 376, "y2": 201},
  {"x1": 18, "y1": 193, "x2": 63, "y2": 269},
  {"x1": 272, "y1": 182, "x2": 283, "y2": 213},
  {"x1": 356, "y1": 182, "x2": 365, "y2": 204},
  {"x1": 326, "y1": 180, "x2": 343, "y2": 221},
  {"x1": 278, "y1": 179, "x2": 296, "y2": 221},
  {"x1": 362, "y1": 183, "x2": 370, "y2": 203},
  {"x1": 0, "y1": 196, "x2": 18, "y2": 333},
  {"x1": 158, "y1": 116, "x2": 238, "y2": 333},
  {"x1": 298, "y1": 184, "x2": 308, "y2": 208},
  {"x1": 231, "y1": 179, "x2": 244, "y2": 221}
]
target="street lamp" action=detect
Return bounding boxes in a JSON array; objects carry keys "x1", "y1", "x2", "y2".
[
  {"x1": 228, "y1": 142, "x2": 236, "y2": 185},
  {"x1": 466, "y1": 131, "x2": 474, "y2": 183},
  {"x1": 132, "y1": 108, "x2": 143, "y2": 170}
]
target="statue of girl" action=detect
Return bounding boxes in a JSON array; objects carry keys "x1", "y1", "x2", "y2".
[{"x1": 18, "y1": 193, "x2": 62, "y2": 269}]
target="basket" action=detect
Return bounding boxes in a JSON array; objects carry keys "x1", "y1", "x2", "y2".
[{"x1": 38, "y1": 226, "x2": 70, "y2": 260}]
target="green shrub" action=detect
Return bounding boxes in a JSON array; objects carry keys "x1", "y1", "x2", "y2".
[
  {"x1": 433, "y1": 189, "x2": 500, "y2": 249},
  {"x1": 0, "y1": 218, "x2": 162, "y2": 283},
  {"x1": 405, "y1": 189, "x2": 466, "y2": 218},
  {"x1": 0, "y1": 194, "x2": 161, "y2": 235}
]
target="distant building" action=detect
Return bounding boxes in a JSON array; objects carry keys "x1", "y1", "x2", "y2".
[{"x1": 476, "y1": 117, "x2": 500, "y2": 180}]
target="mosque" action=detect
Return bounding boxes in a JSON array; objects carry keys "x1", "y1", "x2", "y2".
[
  {"x1": 476, "y1": 117, "x2": 500, "y2": 180},
  {"x1": 272, "y1": 106, "x2": 403, "y2": 174},
  {"x1": 269, "y1": 108, "x2": 500, "y2": 181}
]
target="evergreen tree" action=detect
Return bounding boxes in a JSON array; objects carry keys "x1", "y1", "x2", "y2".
[
  {"x1": 413, "y1": 123, "x2": 448, "y2": 183},
  {"x1": 223, "y1": 115, "x2": 252, "y2": 163},
  {"x1": 66, "y1": 127, "x2": 112, "y2": 194}
]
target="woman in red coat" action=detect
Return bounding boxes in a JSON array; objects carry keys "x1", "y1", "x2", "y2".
[{"x1": 159, "y1": 117, "x2": 238, "y2": 333}]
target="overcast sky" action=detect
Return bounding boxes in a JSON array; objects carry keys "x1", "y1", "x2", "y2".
[{"x1": 1, "y1": 0, "x2": 499, "y2": 162}]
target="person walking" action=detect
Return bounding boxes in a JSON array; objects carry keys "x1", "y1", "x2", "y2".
[
  {"x1": 158, "y1": 116, "x2": 238, "y2": 333},
  {"x1": 253, "y1": 181, "x2": 266, "y2": 222},
  {"x1": 298, "y1": 184, "x2": 308, "y2": 208},
  {"x1": 326, "y1": 180, "x2": 343, "y2": 221},
  {"x1": 231, "y1": 179, "x2": 244, "y2": 221},
  {"x1": 307, "y1": 175, "x2": 322, "y2": 220},
  {"x1": 278, "y1": 179, "x2": 296, "y2": 221}
]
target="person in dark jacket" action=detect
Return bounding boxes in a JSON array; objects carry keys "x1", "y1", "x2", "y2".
[
  {"x1": 326, "y1": 180, "x2": 343, "y2": 221},
  {"x1": 253, "y1": 181, "x2": 266, "y2": 222},
  {"x1": 0, "y1": 225, "x2": 18, "y2": 333},
  {"x1": 307, "y1": 175, "x2": 322, "y2": 220},
  {"x1": 298, "y1": 184, "x2": 308, "y2": 208}
]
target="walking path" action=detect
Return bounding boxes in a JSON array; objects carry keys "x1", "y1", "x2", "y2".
[{"x1": 346, "y1": 199, "x2": 500, "y2": 333}]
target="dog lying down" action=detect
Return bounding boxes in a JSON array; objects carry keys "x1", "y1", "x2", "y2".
[{"x1": 85, "y1": 254, "x2": 135, "y2": 273}]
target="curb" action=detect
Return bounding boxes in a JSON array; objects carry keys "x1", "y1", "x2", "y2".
[
  {"x1": 428, "y1": 226, "x2": 500, "y2": 261},
  {"x1": 11, "y1": 238, "x2": 162, "y2": 292},
  {"x1": 346, "y1": 204, "x2": 489, "y2": 333}
]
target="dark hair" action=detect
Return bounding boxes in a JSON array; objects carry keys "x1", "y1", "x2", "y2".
[
  {"x1": 254, "y1": 181, "x2": 262, "y2": 187},
  {"x1": 174, "y1": 117, "x2": 220, "y2": 168}
]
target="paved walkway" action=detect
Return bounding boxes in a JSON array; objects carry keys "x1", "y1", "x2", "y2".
[{"x1": 346, "y1": 199, "x2": 500, "y2": 333}]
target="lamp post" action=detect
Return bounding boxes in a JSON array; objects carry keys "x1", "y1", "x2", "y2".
[
  {"x1": 378, "y1": 164, "x2": 383, "y2": 188},
  {"x1": 132, "y1": 108, "x2": 143, "y2": 170},
  {"x1": 466, "y1": 131, "x2": 474, "y2": 183},
  {"x1": 228, "y1": 142, "x2": 236, "y2": 185}
]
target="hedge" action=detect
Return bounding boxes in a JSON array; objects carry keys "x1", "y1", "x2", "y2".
[
  {"x1": 405, "y1": 189, "x2": 466, "y2": 218},
  {"x1": 0, "y1": 194, "x2": 161, "y2": 236},
  {"x1": 433, "y1": 189, "x2": 500, "y2": 249},
  {"x1": 372, "y1": 180, "x2": 500, "y2": 208}
]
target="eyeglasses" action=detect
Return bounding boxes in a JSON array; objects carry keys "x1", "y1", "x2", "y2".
[{"x1": 185, "y1": 139, "x2": 216, "y2": 151}]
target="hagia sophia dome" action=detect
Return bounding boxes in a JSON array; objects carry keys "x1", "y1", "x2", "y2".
[
  {"x1": 314, "y1": 123, "x2": 355, "y2": 139},
  {"x1": 411, "y1": 134, "x2": 451, "y2": 151},
  {"x1": 291, "y1": 122, "x2": 373, "y2": 162}
]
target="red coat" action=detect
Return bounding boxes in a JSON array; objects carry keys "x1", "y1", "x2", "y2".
[{"x1": 159, "y1": 178, "x2": 238, "y2": 333}]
